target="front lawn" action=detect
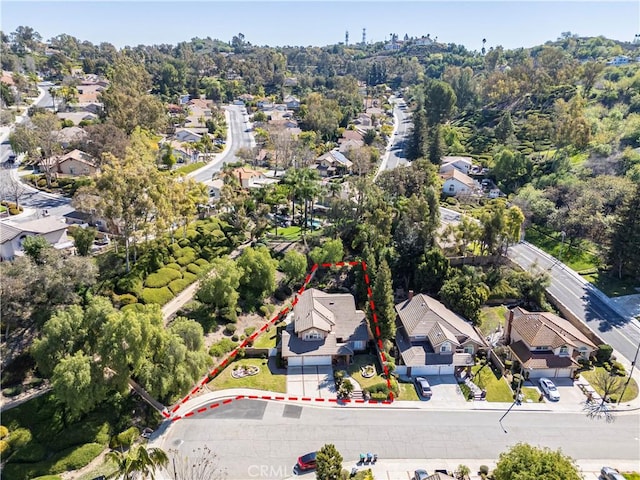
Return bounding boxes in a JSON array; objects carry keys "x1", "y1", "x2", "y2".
[
  {"x1": 268, "y1": 226, "x2": 302, "y2": 241},
  {"x1": 471, "y1": 364, "x2": 513, "y2": 402},
  {"x1": 521, "y1": 386, "x2": 544, "y2": 403},
  {"x1": 581, "y1": 367, "x2": 638, "y2": 402},
  {"x1": 77, "y1": 459, "x2": 117, "y2": 480},
  {"x1": 207, "y1": 358, "x2": 286, "y2": 393},
  {"x1": 525, "y1": 226, "x2": 600, "y2": 273},
  {"x1": 478, "y1": 306, "x2": 508, "y2": 336},
  {"x1": 397, "y1": 381, "x2": 420, "y2": 401},
  {"x1": 346, "y1": 354, "x2": 383, "y2": 391}
]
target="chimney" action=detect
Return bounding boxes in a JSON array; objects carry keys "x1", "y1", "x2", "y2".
[
  {"x1": 408, "y1": 290, "x2": 414, "y2": 301},
  {"x1": 505, "y1": 309, "x2": 514, "y2": 344}
]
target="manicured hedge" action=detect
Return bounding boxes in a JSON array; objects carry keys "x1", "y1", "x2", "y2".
[
  {"x1": 168, "y1": 278, "x2": 192, "y2": 295},
  {"x1": 113, "y1": 293, "x2": 137, "y2": 306},
  {"x1": 0, "y1": 439, "x2": 10, "y2": 457},
  {"x1": 195, "y1": 258, "x2": 209, "y2": 267},
  {"x1": 109, "y1": 426, "x2": 139, "y2": 449},
  {"x1": 121, "y1": 303, "x2": 146, "y2": 313},
  {"x1": 49, "y1": 443, "x2": 104, "y2": 474},
  {"x1": 182, "y1": 271, "x2": 197, "y2": 283},
  {"x1": 209, "y1": 338, "x2": 237, "y2": 357},
  {"x1": 165, "y1": 262, "x2": 182, "y2": 271},
  {"x1": 176, "y1": 248, "x2": 197, "y2": 266},
  {"x1": 144, "y1": 268, "x2": 182, "y2": 288},
  {"x1": 140, "y1": 287, "x2": 174, "y2": 305},
  {"x1": 186, "y1": 263, "x2": 202, "y2": 275}
]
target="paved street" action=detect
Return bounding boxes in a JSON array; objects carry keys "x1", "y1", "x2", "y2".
[
  {"x1": 189, "y1": 104, "x2": 255, "y2": 183},
  {"x1": 155, "y1": 399, "x2": 640, "y2": 480},
  {"x1": 509, "y1": 242, "x2": 640, "y2": 363},
  {"x1": 386, "y1": 97, "x2": 411, "y2": 170}
]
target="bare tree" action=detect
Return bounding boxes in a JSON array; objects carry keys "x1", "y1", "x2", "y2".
[
  {"x1": 582, "y1": 369, "x2": 624, "y2": 423},
  {"x1": 165, "y1": 446, "x2": 227, "y2": 480}
]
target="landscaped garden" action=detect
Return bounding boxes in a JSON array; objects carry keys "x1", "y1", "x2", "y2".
[
  {"x1": 581, "y1": 366, "x2": 638, "y2": 403},
  {"x1": 207, "y1": 358, "x2": 286, "y2": 393},
  {"x1": 346, "y1": 354, "x2": 383, "y2": 391},
  {"x1": 478, "y1": 305, "x2": 508, "y2": 336}
]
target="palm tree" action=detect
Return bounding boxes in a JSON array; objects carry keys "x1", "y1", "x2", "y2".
[{"x1": 107, "y1": 444, "x2": 169, "y2": 480}]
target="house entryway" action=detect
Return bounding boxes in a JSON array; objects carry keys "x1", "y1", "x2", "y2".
[{"x1": 287, "y1": 366, "x2": 336, "y2": 398}]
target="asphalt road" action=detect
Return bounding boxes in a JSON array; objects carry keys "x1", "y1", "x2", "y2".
[
  {"x1": 509, "y1": 243, "x2": 640, "y2": 363},
  {"x1": 190, "y1": 104, "x2": 255, "y2": 183},
  {"x1": 156, "y1": 399, "x2": 640, "y2": 479},
  {"x1": 386, "y1": 96, "x2": 411, "y2": 170}
]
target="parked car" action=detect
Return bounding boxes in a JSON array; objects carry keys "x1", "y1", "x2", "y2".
[
  {"x1": 601, "y1": 467, "x2": 625, "y2": 480},
  {"x1": 413, "y1": 469, "x2": 429, "y2": 480},
  {"x1": 141, "y1": 427, "x2": 154, "y2": 439},
  {"x1": 297, "y1": 452, "x2": 317, "y2": 471},
  {"x1": 539, "y1": 377, "x2": 560, "y2": 401},
  {"x1": 414, "y1": 377, "x2": 432, "y2": 399}
]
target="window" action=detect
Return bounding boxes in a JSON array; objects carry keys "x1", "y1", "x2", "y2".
[
  {"x1": 463, "y1": 345, "x2": 474, "y2": 354},
  {"x1": 559, "y1": 346, "x2": 569, "y2": 356},
  {"x1": 305, "y1": 330, "x2": 321, "y2": 340},
  {"x1": 440, "y1": 342, "x2": 451, "y2": 353},
  {"x1": 534, "y1": 346, "x2": 551, "y2": 351},
  {"x1": 578, "y1": 346, "x2": 588, "y2": 358}
]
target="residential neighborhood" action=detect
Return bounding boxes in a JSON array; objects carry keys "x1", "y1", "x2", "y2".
[{"x1": 0, "y1": 8, "x2": 639, "y2": 480}]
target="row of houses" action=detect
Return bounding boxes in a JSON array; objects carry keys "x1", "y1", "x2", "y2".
[{"x1": 279, "y1": 288, "x2": 597, "y2": 380}]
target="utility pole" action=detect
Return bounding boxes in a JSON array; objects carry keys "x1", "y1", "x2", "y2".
[
  {"x1": 345, "y1": 30, "x2": 349, "y2": 46},
  {"x1": 362, "y1": 28, "x2": 366, "y2": 45},
  {"x1": 618, "y1": 334, "x2": 640, "y2": 404}
]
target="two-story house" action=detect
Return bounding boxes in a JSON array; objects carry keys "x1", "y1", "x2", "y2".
[
  {"x1": 504, "y1": 307, "x2": 597, "y2": 378},
  {"x1": 394, "y1": 292, "x2": 486, "y2": 376},
  {"x1": 439, "y1": 156, "x2": 473, "y2": 175},
  {"x1": 315, "y1": 150, "x2": 353, "y2": 177},
  {"x1": 280, "y1": 289, "x2": 370, "y2": 367},
  {"x1": 440, "y1": 169, "x2": 481, "y2": 197}
]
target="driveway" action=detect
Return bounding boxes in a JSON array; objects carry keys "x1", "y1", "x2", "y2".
[
  {"x1": 417, "y1": 375, "x2": 467, "y2": 406},
  {"x1": 526, "y1": 377, "x2": 589, "y2": 406},
  {"x1": 287, "y1": 366, "x2": 335, "y2": 398}
]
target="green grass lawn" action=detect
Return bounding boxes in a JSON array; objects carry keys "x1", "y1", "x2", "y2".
[
  {"x1": 344, "y1": 354, "x2": 384, "y2": 391},
  {"x1": 397, "y1": 381, "x2": 420, "y2": 401},
  {"x1": 171, "y1": 162, "x2": 206, "y2": 175},
  {"x1": 521, "y1": 386, "x2": 544, "y2": 403},
  {"x1": 525, "y1": 226, "x2": 601, "y2": 273},
  {"x1": 207, "y1": 358, "x2": 286, "y2": 393},
  {"x1": 268, "y1": 225, "x2": 302, "y2": 241},
  {"x1": 478, "y1": 306, "x2": 508, "y2": 336},
  {"x1": 581, "y1": 367, "x2": 638, "y2": 402},
  {"x1": 581, "y1": 271, "x2": 639, "y2": 298},
  {"x1": 252, "y1": 327, "x2": 277, "y2": 349},
  {"x1": 471, "y1": 364, "x2": 513, "y2": 402}
]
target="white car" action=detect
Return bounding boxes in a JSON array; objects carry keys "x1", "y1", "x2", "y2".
[{"x1": 539, "y1": 377, "x2": 560, "y2": 401}]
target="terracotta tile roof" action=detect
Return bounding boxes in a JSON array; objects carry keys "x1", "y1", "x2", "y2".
[
  {"x1": 511, "y1": 307, "x2": 596, "y2": 349},
  {"x1": 509, "y1": 340, "x2": 577, "y2": 369}
]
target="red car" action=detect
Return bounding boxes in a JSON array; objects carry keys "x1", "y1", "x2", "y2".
[{"x1": 297, "y1": 452, "x2": 317, "y2": 471}]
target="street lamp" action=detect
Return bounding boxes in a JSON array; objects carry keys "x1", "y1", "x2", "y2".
[{"x1": 559, "y1": 231, "x2": 566, "y2": 263}]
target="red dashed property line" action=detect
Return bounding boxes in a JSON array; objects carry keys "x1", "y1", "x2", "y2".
[{"x1": 168, "y1": 260, "x2": 395, "y2": 420}]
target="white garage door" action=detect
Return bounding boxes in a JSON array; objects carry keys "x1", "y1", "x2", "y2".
[
  {"x1": 287, "y1": 357, "x2": 303, "y2": 367},
  {"x1": 302, "y1": 356, "x2": 332, "y2": 366},
  {"x1": 411, "y1": 365, "x2": 455, "y2": 376},
  {"x1": 529, "y1": 368, "x2": 572, "y2": 378}
]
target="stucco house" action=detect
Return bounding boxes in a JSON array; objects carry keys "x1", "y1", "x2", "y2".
[
  {"x1": 173, "y1": 128, "x2": 203, "y2": 143},
  {"x1": 394, "y1": 292, "x2": 486, "y2": 376},
  {"x1": 315, "y1": 150, "x2": 353, "y2": 177},
  {"x1": 40, "y1": 149, "x2": 99, "y2": 176},
  {"x1": 439, "y1": 156, "x2": 473, "y2": 175},
  {"x1": 504, "y1": 307, "x2": 597, "y2": 378},
  {"x1": 283, "y1": 95, "x2": 300, "y2": 110},
  {"x1": 0, "y1": 217, "x2": 72, "y2": 261},
  {"x1": 441, "y1": 169, "x2": 481, "y2": 196},
  {"x1": 280, "y1": 289, "x2": 370, "y2": 367}
]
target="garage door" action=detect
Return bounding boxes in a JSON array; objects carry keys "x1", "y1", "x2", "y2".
[
  {"x1": 412, "y1": 365, "x2": 455, "y2": 376},
  {"x1": 302, "y1": 356, "x2": 332, "y2": 366},
  {"x1": 529, "y1": 369, "x2": 556, "y2": 379},
  {"x1": 287, "y1": 357, "x2": 303, "y2": 367}
]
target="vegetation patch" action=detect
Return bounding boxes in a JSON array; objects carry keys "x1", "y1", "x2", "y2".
[
  {"x1": 207, "y1": 358, "x2": 285, "y2": 392},
  {"x1": 144, "y1": 267, "x2": 182, "y2": 288},
  {"x1": 582, "y1": 367, "x2": 638, "y2": 402},
  {"x1": 471, "y1": 364, "x2": 513, "y2": 402},
  {"x1": 140, "y1": 286, "x2": 174, "y2": 305}
]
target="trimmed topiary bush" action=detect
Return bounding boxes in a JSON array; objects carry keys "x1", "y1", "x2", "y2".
[
  {"x1": 224, "y1": 324, "x2": 237, "y2": 335},
  {"x1": 186, "y1": 263, "x2": 202, "y2": 275},
  {"x1": 48, "y1": 443, "x2": 104, "y2": 474},
  {"x1": 182, "y1": 271, "x2": 197, "y2": 283},
  {"x1": 109, "y1": 426, "x2": 139, "y2": 449},
  {"x1": 0, "y1": 425, "x2": 8, "y2": 439},
  {"x1": 209, "y1": 338, "x2": 237, "y2": 357},
  {"x1": 165, "y1": 262, "x2": 182, "y2": 271},
  {"x1": 116, "y1": 276, "x2": 143, "y2": 297},
  {"x1": 177, "y1": 247, "x2": 197, "y2": 266},
  {"x1": 121, "y1": 303, "x2": 146, "y2": 313},
  {"x1": 0, "y1": 439, "x2": 10, "y2": 457},
  {"x1": 195, "y1": 258, "x2": 209, "y2": 267},
  {"x1": 144, "y1": 268, "x2": 182, "y2": 288},
  {"x1": 140, "y1": 287, "x2": 174, "y2": 305},
  {"x1": 168, "y1": 278, "x2": 191, "y2": 295},
  {"x1": 113, "y1": 293, "x2": 137, "y2": 306}
]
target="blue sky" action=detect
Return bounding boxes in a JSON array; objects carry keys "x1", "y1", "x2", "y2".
[{"x1": 1, "y1": 1, "x2": 638, "y2": 51}]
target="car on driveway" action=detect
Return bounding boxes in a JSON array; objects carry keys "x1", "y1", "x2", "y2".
[
  {"x1": 414, "y1": 377, "x2": 432, "y2": 399},
  {"x1": 601, "y1": 466, "x2": 625, "y2": 480},
  {"x1": 296, "y1": 452, "x2": 317, "y2": 471},
  {"x1": 539, "y1": 377, "x2": 560, "y2": 401}
]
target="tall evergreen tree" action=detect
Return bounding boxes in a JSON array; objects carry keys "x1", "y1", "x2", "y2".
[
  {"x1": 371, "y1": 258, "x2": 396, "y2": 343},
  {"x1": 407, "y1": 105, "x2": 428, "y2": 161},
  {"x1": 608, "y1": 184, "x2": 640, "y2": 280},
  {"x1": 315, "y1": 444, "x2": 343, "y2": 480}
]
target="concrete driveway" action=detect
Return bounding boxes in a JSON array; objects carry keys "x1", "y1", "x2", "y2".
[
  {"x1": 417, "y1": 375, "x2": 467, "y2": 406},
  {"x1": 287, "y1": 366, "x2": 335, "y2": 398},
  {"x1": 526, "y1": 377, "x2": 588, "y2": 406}
]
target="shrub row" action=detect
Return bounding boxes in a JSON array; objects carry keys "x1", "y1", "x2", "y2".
[
  {"x1": 144, "y1": 267, "x2": 182, "y2": 288},
  {"x1": 140, "y1": 287, "x2": 174, "y2": 305},
  {"x1": 209, "y1": 338, "x2": 238, "y2": 358}
]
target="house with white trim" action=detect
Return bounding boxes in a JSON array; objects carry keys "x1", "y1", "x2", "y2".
[
  {"x1": 0, "y1": 217, "x2": 73, "y2": 261},
  {"x1": 280, "y1": 289, "x2": 370, "y2": 367},
  {"x1": 441, "y1": 169, "x2": 481, "y2": 196},
  {"x1": 394, "y1": 292, "x2": 486, "y2": 376},
  {"x1": 439, "y1": 156, "x2": 473, "y2": 175}
]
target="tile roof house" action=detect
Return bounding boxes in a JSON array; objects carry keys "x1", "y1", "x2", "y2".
[
  {"x1": 439, "y1": 156, "x2": 473, "y2": 175},
  {"x1": 394, "y1": 292, "x2": 486, "y2": 376},
  {"x1": 280, "y1": 289, "x2": 370, "y2": 366},
  {"x1": 173, "y1": 128, "x2": 204, "y2": 143},
  {"x1": 0, "y1": 217, "x2": 73, "y2": 261},
  {"x1": 315, "y1": 150, "x2": 353, "y2": 177},
  {"x1": 39, "y1": 149, "x2": 99, "y2": 176},
  {"x1": 222, "y1": 166, "x2": 278, "y2": 189},
  {"x1": 505, "y1": 307, "x2": 597, "y2": 378},
  {"x1": 440, "y1": 169, "x2": 481, "y2": 197},
  {"x1": 56, "y1": 126, "x2": 89, "y2": 148},
  {"x1": 283, "y1": 95, "x2": 300, "y2": 109}
]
